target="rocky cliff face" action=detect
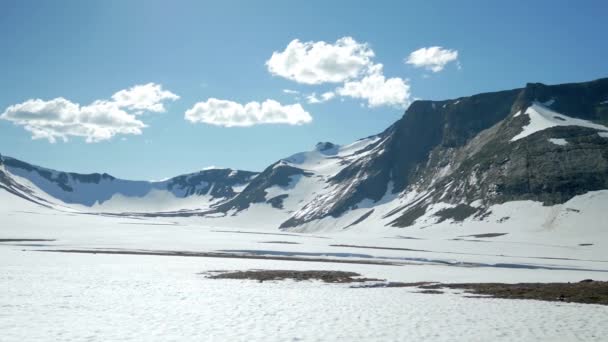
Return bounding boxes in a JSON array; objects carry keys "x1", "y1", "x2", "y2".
[
  {"x1": 301, "y1": 88, "x2": 521, "y2": 222},
  {"x1": 382, "y1": 78, "x2": 608, "y2": 227},
  {"x1": 276, "y1": 78, "x2": 608, "y2": 228}
]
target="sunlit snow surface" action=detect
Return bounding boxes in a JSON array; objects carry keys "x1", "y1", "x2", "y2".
[
  {"x1": 2, "y1": 190, "x2": 608, "y2": 341},
  {"x1": 511, "y1": 102, "x2": 608, "y2": 141},
  {"x1": 3, "y1": 250, "x2": 608, "y2": 342}
]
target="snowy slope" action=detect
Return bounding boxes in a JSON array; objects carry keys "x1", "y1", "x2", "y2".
[
  {"x1": 0, "y1": 155, "x2": 257, "y2": 213},
  {"x1": 2, "y1": 185, "x2": 608, "y2": 342},
  {"x1": 511, "y1": 102, "x2": 608, "y2": 141},
  {"x1": 206, "y1": 137, "x2": 382, "y2": 225}
]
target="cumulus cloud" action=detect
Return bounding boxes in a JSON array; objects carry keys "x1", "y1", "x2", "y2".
[
  {"x1": 268, "y1": 37, "x2": 411, "y2": 108},
  {"x1": 184, "y1": 98, "x2": 312, "y2": 127},
  {"x1": 321, "y1": 91, "x2": 335, "y2": 102},
  {"x1": 1, "y1": 98, "x2": 145, "y2": 143},
  {"x1": 306, "y1": 91, "x2": 336, "y2": 104},
  {"x1": 405, "y1": 46, "x2": 459, "y2": 72},
  {"x1": 111, "y1": 83, "x2": 179, "y2": 113},
  {"x1": 336, "y1": 65, "x2": 410, "y2": 108},
  {"x1": 266, "y1": 37, "x2": 374, "y2": 85},
  {"x1": 1, "y1": 83, "x2": 178, "y2": 143}
]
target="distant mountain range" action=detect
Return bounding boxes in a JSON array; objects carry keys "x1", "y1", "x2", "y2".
[{"x1": 2, "y1": 77, "x2": 608, "y2": 231}]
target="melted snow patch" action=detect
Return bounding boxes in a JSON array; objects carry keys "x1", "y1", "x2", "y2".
[
  {"x1": 548, "y1": 138, "x2": 568, "y2": 146},
  {"x1": 511, "y1": 103, "x2": 608, "y2": 142}
]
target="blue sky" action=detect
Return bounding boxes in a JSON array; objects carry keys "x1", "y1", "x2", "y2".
[{"x1": 1, "y1": 0, "x2": 607, "y2": 180}]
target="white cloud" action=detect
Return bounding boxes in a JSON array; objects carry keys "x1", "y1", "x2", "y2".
[
  {"x1": 306, "y1": 94, "x2": 321, "y2": 104},
  {"x1": 282, "y1": 89, "x2": 300, "y2": 95},
  {"x1": 0, "y1": 83, "x2": 178, "y2": 143},
  {"x1": 306, "y1": 91, "x2": 336, "y2": 104},
  {"x1": 321, "y1": 91, "x2": 335, "y2": 101},
  {"x1": 405, "y1": 46, "x2": 459, "y2": 72},
  {"x1": 184, "y1": 98, "x2": 312, "y2": 127},
  {"x1": 268, "y1": 37, "x2": 412, "y2": 108},
  {"x1": 266, "y1": 37, "x2": 374, "y2": 85},
  {"x1": 336, "y1": 65, "x2": 411, "y2": 108},
  {"x1": 111, "y1": 83, "x2": 179, "y2": 113},
  {"x1": 1, "y1": 98, "x2": 145, "y2": 143}
]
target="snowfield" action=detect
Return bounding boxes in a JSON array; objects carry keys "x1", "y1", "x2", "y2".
[
  {"x1": 511, "y1": 102, "x2": 608, "y2": 141},
  {"x1": 3, "y1": 249, "x2": 608, "y2": 342},
  {"x1": 2, "y1": 189, "x2": 608, "y2": 341}
]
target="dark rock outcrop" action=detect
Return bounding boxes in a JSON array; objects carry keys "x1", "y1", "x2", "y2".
[
  {"x1": 280, "y1": 78, "x2": 608, "y2": 228},
  {"x1": 214, "y1": 163, "x2": 312, "y2": 212}
]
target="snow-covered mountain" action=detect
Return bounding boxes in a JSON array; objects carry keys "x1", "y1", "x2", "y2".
[
  {"x1": 0, "y1": 155, "x2": 257, "y2": 213},
  {"x1": 2, "y1": 77, "x2": 608, "y2": 231},
  {"x1": 193, "y1": 78, "x2": 608, "y2": 231}
]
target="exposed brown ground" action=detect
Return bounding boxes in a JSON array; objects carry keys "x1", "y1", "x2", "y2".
[
  {"x1": 422, "y1": 280, "x2": 608, "y2": 305},
  {"x1": 207, "y1": 270, "x2": 381, "y2": 283},
  {"x1": 208, "y1": 269, "x2": 608, "y2": 305}
]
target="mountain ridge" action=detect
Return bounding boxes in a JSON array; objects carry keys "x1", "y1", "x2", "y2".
[
  {"x1": 0, "y1": 153, "x2": 258, "y2": 211},
  {"x1": 2, "y1": 77, "x2": 608, "y2": 231}
]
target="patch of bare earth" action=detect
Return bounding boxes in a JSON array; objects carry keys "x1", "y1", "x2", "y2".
[
  {"x1": 207, "y1": 270, "x2": 381, "y2": 283},
  {"x1": 422, "y1": 280, "x2": 608, "y2": 305},
  {"x1": 207, "y1": 270, "x2": 608, "y2": 305}
]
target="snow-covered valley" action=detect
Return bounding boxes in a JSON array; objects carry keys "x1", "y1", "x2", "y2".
[{"x1": 2, "y1": 187, "x2": 608, "y2": 341}]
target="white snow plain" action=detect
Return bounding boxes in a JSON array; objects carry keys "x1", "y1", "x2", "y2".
[{"x1": 2, "y1": 189, "x2": 608, "y2": 342}]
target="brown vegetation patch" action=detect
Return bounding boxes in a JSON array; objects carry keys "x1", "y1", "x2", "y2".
[
  {"x1": 208, "y1": 270, "x2": 381, "y2": 283},
  {"x1": 422, "y1": 280, "x2": 608, "y2": 305}
]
